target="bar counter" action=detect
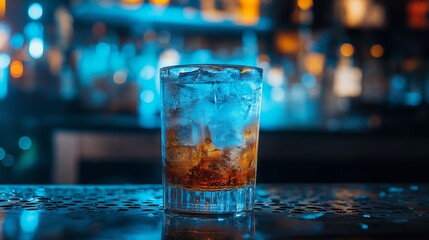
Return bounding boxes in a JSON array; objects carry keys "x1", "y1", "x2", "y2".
[{"x1": 0, "y1": 184, "x2": 428, "y2": 239}]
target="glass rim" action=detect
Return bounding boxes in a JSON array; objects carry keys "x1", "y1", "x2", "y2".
[{"x1": 160, "y1": 64, "x2": 263, "y2": 74}]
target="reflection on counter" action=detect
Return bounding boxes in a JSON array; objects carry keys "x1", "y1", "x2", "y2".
[{"x1": 163, "y1": 212, "x2": 255, "y2": 239}]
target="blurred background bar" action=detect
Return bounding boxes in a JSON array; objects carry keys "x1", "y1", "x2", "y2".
[{"x1": 0, "y1": 0, "x2": 428, "y2": 184}]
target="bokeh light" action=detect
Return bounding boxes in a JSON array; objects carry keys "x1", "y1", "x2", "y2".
[
  {"x1": 271, "y1": 87, "x2": 285, "y2": 102},
  {"x1": 304, "y1": 53, "x2": 325, "y2": 75},
  {"x1": 113, "y1": 70, "x2": 127, "y2": 84},
  {"x1": 10, "y1": 60, "x2": 24, "y2": 78},
  {"x1": 28, "y1": 3, "x2": 43, "y2": 20},
  {"x1": 0, "y1": 147, "x2": 5, "y2": 160},
  {"x1": 2, "y1": 154, "x2": 14, "y2": 167},
  {"x1": 0, "y1": 0, "x2": 5, "y2": 19},
  {"x1": 140, "y1": 65, "x2": 156, "y2": 80},
  {"x1": 19, "y1": 136, "x2": 32, "y2": 150},
  {"x1": 301, "y1": 73, "x2": 316, "y2": 88},
  {"x1": 11, "y1": 33, "x2": 25, "y2": 49},
  {"x1": 276, "y1": 33, "x2": 299, "y2": 54},
  {"x1": 267, "y1": 67, "x2": 284, "y2": 87},
  {"x1": 342, "y1": 0, "x2": 368, "y2": 27},
  {"x1": 340, "y1": 43, "x2": 354, "y2": 57},
  {"x1": 150, "y1": 0, "x2": 170, "y2": 6},
  {"x1": 29, "y1": 38, "x2": 44, "y2": 59},
  {"x1": 0, "y1": 53, "x2": 10, "y2": 69},
  {"x1": 96, "y1": 42, "x2": 110, "y2": 57},
  {"x1": 24, "y1": 22, "x2": 43, "y2": 38},
  {"x1": 405, "y1": 92, "x2": 422, "y2": 106},
  {"x1": 334, "y1": 65, "x2": 363, "y2": 97},
  {"x1": 297, "y1": 0, "x2": 313, "y2": 11},
  {"x1": 140, "y1": 90, "x2": 155, "y2": 103},
  {"x1": 391, "y1": 75, "x2": 406, "y2": 90},
  {"x1": 0, "y1": 26, "x2": 9, "y2": 51},
  {"x1": 158, "y1": 49, "x2": 180, "y2": 67},
  {"x1": 370, "y1": 44, "x2": 384, "y2": 58}
]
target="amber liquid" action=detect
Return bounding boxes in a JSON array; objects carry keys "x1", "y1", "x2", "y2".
[{"x1": 165, "y1": 123, "x2": 259, "y2": 190}]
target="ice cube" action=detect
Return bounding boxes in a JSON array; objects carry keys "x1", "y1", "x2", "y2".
[
  {"x1": 178, "y1": 69, "x2": 202, "y2": 83},
  {"x1": 164, "y1": 83, "x2": 198, "y2": 112},
  {"x1": 178, "y1": 68, "x2": 218, "y2": 83},
  {"x1": 233, "y1": 80, "x2": 257, "y2": 100},
  {"x1": 199, "y1": 67, "x2": 241, "y2": 83},
  {"x1": 222, "y1": 68, "x2": 241, "y2": 81},
  {"x1": 209, "y1": 120, "x2": 244, "y2": 149},
  {"x1": 166, "y1": 146, "x2": 200, "y2": 170},
  {"x1": 192, "y1": 101, "x2": 216, "y2": 125}
]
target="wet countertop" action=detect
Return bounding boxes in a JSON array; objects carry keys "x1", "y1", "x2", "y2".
[{"x1": 0, "y1": 184, "x2": 428, "y2": 239}]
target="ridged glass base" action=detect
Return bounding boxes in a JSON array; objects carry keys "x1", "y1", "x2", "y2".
[{"x1": 164, "y1": 184, "x2": 255, "y2": 214}]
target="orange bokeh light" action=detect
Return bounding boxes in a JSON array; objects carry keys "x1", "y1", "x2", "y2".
[
  {"x1": 238, "y1": 0, "x2": 260, "y2": 25},
  {"x1": 304, "y1": 53, "x2": 326, "y2": 75},
  {"x1": 149, "y1": 0, "x2": 169, "y2": 6},
  {"x1": 370, "y1": 44, "x2": 384, "y2": 58},
  {"x1": 10, "y1": 60, "x2": 24, "y2": 79},
  {"x1": 297, "y1": 0, "x2": 313, "y2": 11},
  {"x1": 0, "y1": 0, "x2": 5, "y2": 19},
  {"x1": 276, "y1": 32, "x2": 299, "y2": 54},
  {"x1": 340, "y1": 43, "x2": 354, "y2": 57}
]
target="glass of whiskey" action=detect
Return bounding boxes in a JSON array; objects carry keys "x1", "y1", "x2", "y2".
[{"x1": 160, "y1": 64, "x2": 263, "y2": 213}]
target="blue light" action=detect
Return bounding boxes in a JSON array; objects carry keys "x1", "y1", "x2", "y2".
[
  {"x1": 140, "y1": 90, "x2": 155, "y2": 103},
  {"x1": 29, "y1": 38, "x2": 44, "y2": 59},
  {"x1": 24, "y1": 22, "x2": 43, "y2": 38},
  {"x1": 0, "y1": 147, "x2": 5, "y2": 160},
  {"x1": 19, "y1": 136, "x2": 32, "y2": 150},
  {"x1": 0, "y1": 67, "x2": 7, "y2": 99},
  {"x1": 391, "y1": 75, "x2": 406, "y2": 90},
  {"x1": 0, "y1": 53, "x2": 10, "y2": 69},
  {"x1": 96, "y1": 42, "x2": 110, "y2": 57},
  {"x1": 2, "y1": 154, "x2": 14, "y2": 167},
  {"x1": 122, "y1": 43, "x2": 136, "y2": 57},
  {"x1": 11, "y1": 33, "x2": 25, "y2": 49},
  {"x1": 293, "y1": 212, "x2": 324, "y2": 220},
  {"x1": 140, "y1": 65, "x2": 156, "y2": 80},
  {"x1": 28, "y1": 3, "x2": 43, "y2": 20},
  {"x1": 20, "y1": 211, "x2": 40, "y2": 233},
  {"x1": 301, "y1": 73, "x2": 316, "y2": 88},
  {"x1": 359, "y1": 223, "x2": 369, "y2": 230},
  {"x1": 405, "y1": 92, "x2": 422, "y2": 106},
  {"x1": 271, "y1": 87, "x2": 285, "y2": 102}
]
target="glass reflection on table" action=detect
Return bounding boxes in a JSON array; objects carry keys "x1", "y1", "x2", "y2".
[{"x1": 163, "y1": 211, "x2": 255, "y2": 239}]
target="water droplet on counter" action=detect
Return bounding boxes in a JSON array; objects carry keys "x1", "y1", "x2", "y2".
[{"x1": 359, "y1": 223, "x2": 369, "y2": 230}]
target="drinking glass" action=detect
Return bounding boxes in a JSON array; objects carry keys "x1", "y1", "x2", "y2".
[{"x1": 160, "y1": 64, "x2": 263, "y2": 213}]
